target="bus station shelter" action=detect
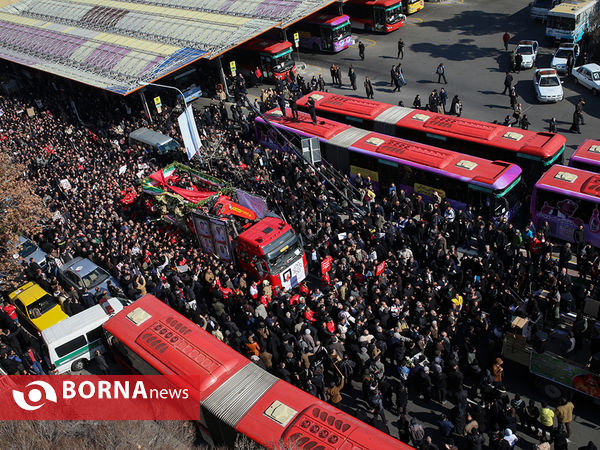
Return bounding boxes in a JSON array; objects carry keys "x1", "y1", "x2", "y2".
[{"x1": 0, "y1": 0, "x2": 341, "y2": 96}]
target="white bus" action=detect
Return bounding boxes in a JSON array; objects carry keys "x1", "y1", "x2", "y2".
[
  {"x1": 41, "y1": 298, "x2": 124, "y2": 374},
  {"x1": 546, "y1": 0, "x2": 599, "y2": 42}
]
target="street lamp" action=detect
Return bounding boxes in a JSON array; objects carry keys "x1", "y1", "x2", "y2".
[
  {"x1": 138, "y1": 81, "x2": 187, "y2": 109},
  {"x1": 138, "y1": 81, "x2": 200, "y2": 159}
]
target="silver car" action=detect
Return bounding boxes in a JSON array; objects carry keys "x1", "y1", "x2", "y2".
[
  {"x1": 59, "y1": 257, "x2": 122, "y2": 295},
  {"x1": 17, "y1": 236, "x2": 47, "y2": 271}
]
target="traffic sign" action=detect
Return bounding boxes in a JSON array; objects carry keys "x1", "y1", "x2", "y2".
[
  {"x1": 293, "y1": 32, "x2": 300, "y2": 47},
  {"x1": 229, "y1": 61, "x2": 236, "y2": 76},
  {"x1": 153, "y1": 96, "x2": 162, "y2": 114}
]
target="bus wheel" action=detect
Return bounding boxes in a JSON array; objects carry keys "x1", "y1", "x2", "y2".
[
  {"x1": 71, "y1": 358, "x2": 86, "y2": 372},
  {"x1": 543, "y1": 382, "x2": 563, "y2": 400},
  {"x1": 312, "y1": 43, "x2": 319, "y2": 52},
  {"x1": 365, "y1": 24, "x2": 371, "y2": 32}
]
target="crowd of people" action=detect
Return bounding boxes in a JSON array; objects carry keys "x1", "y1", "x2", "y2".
[{"x1": 0, "y1": 65, "x2": 598, "y2": 450}]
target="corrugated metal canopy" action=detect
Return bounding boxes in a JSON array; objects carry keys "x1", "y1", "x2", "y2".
[{"x1": 0, "y1": 0, "x2": 337, "y2": 94}]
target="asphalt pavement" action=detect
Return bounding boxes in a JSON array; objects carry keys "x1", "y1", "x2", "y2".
[
  {"x1": 289, "y1": 0, "x2": 599, "y2": 164},
  {"x1": 285, "y1": 1, "x2": 600, "y2": 448}
]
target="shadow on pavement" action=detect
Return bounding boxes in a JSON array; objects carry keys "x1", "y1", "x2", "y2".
[
  {"x1": 410, "y1": 42, "x2": 498, "y2": 61},
  {"x1": 423, "y1": 7, "x2": 530, "y2": 37}
]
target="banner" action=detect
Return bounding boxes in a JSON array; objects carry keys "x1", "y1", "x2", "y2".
[
  {"x1": 376, "y1": 261, "x2": 386, "y2": 276},
  {"x1": 235, "y1": 189, "x2": 269, "y2": 219},
  {"x1": 321, "y1": 256, "x2": 333, "y2": 275},
  {"x1": 0, "y1": 375, "x2": 199, "y2": 420},
  {"x1": 530, "y1": 352, "x2": 600, "y2": 398},
  {"x1": 177, "y1": 105, "x2": 202, "y2": 160}
]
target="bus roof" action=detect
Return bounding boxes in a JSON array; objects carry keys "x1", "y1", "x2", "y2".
[
  {"x1": 261, "y1": 109, "x2": 351, "y2": 139},
  {"x1": 261, "y1": 109, "x2": 521, "y2": 191},
  {"x1": 103, "y1": 294, "x2": 249, "y2": 398},
  {"x1": 305, "y1": 13, "x2": 350, "y2": 26},
  {"x1": 571, "y1": 139, "x2": 600, "y2": 164},
  {"x1": 549, "y1": 0, "x2": 596, "y2": 15},
  {"x1": 535, "y1": 164, "x2": 600, "y2": 201},
  {"x1": 297, "y1": 91, "x2": 566, "y2": 160},
  {"x1": 298, "y1": 92, "x2": 390, "y2": 120},
  {"x1": 349, "y1": 0, "x2": 401, "y2": 6},
  {"x1": 242, "y1": 38, "x2": 293, "y2": 55}
]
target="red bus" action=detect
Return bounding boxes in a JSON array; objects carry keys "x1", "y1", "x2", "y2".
[
  {"x1": 346, "y1": 0, "x2": 406, "y2": 33},
  {"x1": 235, "y1": 38, "x2": 297, "y2": 81},
  {"x1": 569, "y1": 139, "x2": 600, "y2": 173},
  {"x1": 103, "y1": 295, "x2": 410, "y2": 449},
  {"x1": 255, "y1": 109, "x2": 525, "y2": 222},
  {"x1": 296, "y1": 91, "x2": 566, "y2": 186}
]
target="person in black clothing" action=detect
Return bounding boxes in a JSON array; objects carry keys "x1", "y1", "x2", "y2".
[
  {"x1": 502, "y1": 72, "x2": 513, "y2": 95},
  {"x1": 358, "y1": 41, "x2": 365, "y2": 60},
  {"x1": 549, "y1": 116, "x2": 557, "y2": 133},
  {"x1": 397, "y1": 38, "x2": 404, "y2": 59},
  {"x1": 364, "y1": 77, "x2": 374, "y2": 99},
  {"x1": 289, "y1": 92, "x2": 298, "y2": 120},
  {"x1": 413, "y1": 94, "x2": 422, "y2": 109},
  {"x1": 569, "y1": 110, "x2": 581, "y2": 134},
  {"x1": 307, "y1": 97, "x2": 317, "y2": 125},
  {"x1": 93, "y1": 350, "x2": 109, "y2": 375},
  {"x1": 348, "y1": 65, "x2": 357, "y2": 90}
]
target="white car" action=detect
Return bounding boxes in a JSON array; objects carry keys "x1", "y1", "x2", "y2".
[
  {"x1": 572, "y1": 63, "x2": 600, "y2": 94},
  {"x1": 551, "y1": 43, "x2": 579, "y2": 74},
  {"x1": 516, "y1": 40, "x2": 539, "y2": 69},
  {"x1": 534, "y1": 69, "x2": 564, "y2": 102}
]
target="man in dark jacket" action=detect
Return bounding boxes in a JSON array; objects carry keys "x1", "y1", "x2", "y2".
[
  {"x1": 502, "y1": 72, "x2": 513, "y2": 95},
  {"x1": 364, "y1": 77, "x2": 374, "y2": 99},
  {"x1": 93, "y1": 350, "x2": 109, "y2": 375}
]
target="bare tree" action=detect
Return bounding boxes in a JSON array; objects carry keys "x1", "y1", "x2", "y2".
[{"x1": 0, "y1": 152, "x2": 50, "y2": 283}]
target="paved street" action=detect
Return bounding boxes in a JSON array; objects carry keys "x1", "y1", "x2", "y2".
[
  {"x1": 291, "y1": 0, "x2": 599, "y2": 163},
  {"x1": 284, "y1": 1, "x2": 600, "y2": 447}
]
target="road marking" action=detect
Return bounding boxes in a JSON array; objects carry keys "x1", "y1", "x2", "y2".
[
  {"x1": 350, "y1": 38, "x2": 376, "y2": 49},
  {"x1": 405, "y1": 17, "x2": 424, "y2": 25}
]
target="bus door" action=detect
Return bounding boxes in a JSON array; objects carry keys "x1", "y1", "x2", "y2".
[
  {"x1": 320, "y1": 26, "x2": 333, "y2": 51},
  {"x1": 259, "y1": 54, "x2": 273, "y2": 79},
  {"x1": 373, "y1": 7, "x2": 386, "y2": 31}
]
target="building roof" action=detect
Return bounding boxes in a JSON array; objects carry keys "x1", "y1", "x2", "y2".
[{"x1": 0, "y1": 0, "x2": 336, "y2": 95}]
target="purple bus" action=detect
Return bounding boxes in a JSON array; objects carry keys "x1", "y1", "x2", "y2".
[
  {"x1": 293, "y1": 13, "x2": 353, "y2": 53},
  {"x1": 569, "y1": 139, "x2": 600, "y2": 173},
  {"x1": 532, "y1": 164, "x2": 600, "y2": 247},
  {"x1": 255, "y1": 109, "x2": 525, "y2": 222}
]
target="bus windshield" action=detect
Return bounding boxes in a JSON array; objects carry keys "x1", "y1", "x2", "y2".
[
  {"x1": 332, "y1": 21, "x2": 351, "y2": 41},
  {"x1": 386, "y1": 3, "x2": 404, "y2": 24},
  {"x1": 547, "y1": 15, "x2": 575, "y2": 30},
  {"x1": 272, "y1": 50, "x2": 294, "y2": 72},
  {"x1": 494, "y1": 178, "x2": 525, "y2": 217}
]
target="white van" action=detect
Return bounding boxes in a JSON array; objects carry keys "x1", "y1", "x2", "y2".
[
  {"x1": 129, "y1": 128, "x2": 180, "y2": 155},
  {"x1": 41, "y1": 298, "x2": 124, "y2": 374}
]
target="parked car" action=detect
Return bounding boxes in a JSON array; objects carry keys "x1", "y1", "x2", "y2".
[
  {"x1": 572, "y1": 63, "x2": 600, "y2": 94},
  {"x1": 59, "y1": 257, "x2": 121, "y2": 295},
  {"x1": 516, "y1": 40, "x2": 539, "y2": 69},
  {"x1": 15, "y1": 236, "x2": 47, "y2": 271},
  {"x1": 534, "y1": 69, "x2": 564, "y2": 102},
  {"x1": 8, "y1": 282, "x2": 68, "y2": 332},
  {"x1": 551, "y1": 42, "x2": 580, "y2": 74}
]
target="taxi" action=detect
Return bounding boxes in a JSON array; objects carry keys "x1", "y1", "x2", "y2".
[{"x1": 8, "y1": 282, "x2": 68, "y2": 331}]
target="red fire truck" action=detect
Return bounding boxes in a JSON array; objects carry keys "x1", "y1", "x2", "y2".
[{"x1": 142, "y1": 163, "x2": 307, "y2": 290}]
